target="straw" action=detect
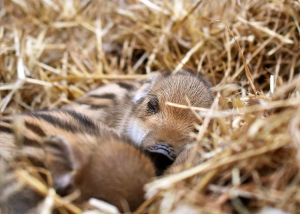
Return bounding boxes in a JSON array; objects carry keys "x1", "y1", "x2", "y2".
[{"x1": 1, "y1": 0, "x2": 300, "y2": 213}]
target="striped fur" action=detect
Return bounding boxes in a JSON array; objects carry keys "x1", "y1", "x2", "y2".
[
  {"x1": 62, "y1": 80, "x2": 144, "y2": 127},
  {"x1": 0, "y1": 109, "x2": 156, "y2": 213},
  {"x1": 0, "y1": 70, "x2": 214, "y2": 212},
  {"x1": 63, "y1": 70, "x2": 214, "y2": 170},
  {"x1": 0, "y1": 110, "x2": 103, "y2": 162}
]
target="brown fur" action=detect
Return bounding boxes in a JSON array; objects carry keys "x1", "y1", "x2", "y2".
[
  {"x1": 0, "y1": 70, "x2": 213, "y2": 213},
  {"x1": 62, "y1": 80, "x2": 144, "y2": 127},
  {"x1": 73, "y1": 136, "x2": 155, "y2": 212},
  {"x1": 0, "y1": 110, "x2": 156, "y2": 213},
  {"x1": 62, "y1": 70, "x2": 214, "y2": 173},
  {"x1": 119, "y1": 71, "x2": 213, "y2": 170}
]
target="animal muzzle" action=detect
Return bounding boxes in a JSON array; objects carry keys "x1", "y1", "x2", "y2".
[
  {"x1": 145, "y1": 143, "x2": 176, "y2": 175},
  {"x1": 146, "y1": 143, "x2": 176, "y2": 161}
]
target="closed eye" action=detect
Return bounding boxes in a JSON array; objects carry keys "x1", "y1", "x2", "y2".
[{"x1": 147, "y1": 97, "x2": 159, "y2": 114}]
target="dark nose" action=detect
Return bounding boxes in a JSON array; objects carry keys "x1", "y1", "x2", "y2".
[
  {"x1": 146, "y1": 142, "x2": 176, "y2": 161},
  {"x1": 145, "y1": 142, "x2": 176, "y2": 175}
]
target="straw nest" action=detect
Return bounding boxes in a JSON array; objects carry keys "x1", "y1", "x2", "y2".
[{"x1": 0, "y1": 0, "x2": 300, "y2": 213}]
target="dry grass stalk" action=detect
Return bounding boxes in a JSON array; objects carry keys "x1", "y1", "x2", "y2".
[{"x1": 0, "y1": 0, "x2": 300, "y2": 213}]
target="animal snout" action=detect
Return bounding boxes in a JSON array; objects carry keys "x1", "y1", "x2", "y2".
[
  {"x1": 146, "y1": 142, "x2": 176, "y2": 161},
  {"x1": 145, "y1": 142, "x2": 176, "y2": 175}
]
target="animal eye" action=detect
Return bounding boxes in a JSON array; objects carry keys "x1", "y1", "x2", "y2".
[{"x1": 147, "y1": 98, "x2": 159, "y2": 114}]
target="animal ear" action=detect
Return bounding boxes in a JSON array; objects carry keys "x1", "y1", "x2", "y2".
[
  {"x1": 42, "y1": 136, "x2": 85, "y2": 192},
  {"x1": 132, "y1": 72, "x2": 160, "y2": 104}
]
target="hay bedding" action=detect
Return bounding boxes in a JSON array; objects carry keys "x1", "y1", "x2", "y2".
[{"x1": 0, "y1": 0, "x2": 300, "y2": 213}]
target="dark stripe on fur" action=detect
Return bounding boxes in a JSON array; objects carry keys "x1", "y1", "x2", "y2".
[
  {"x1": 23, "y1": 137, "x2": 41, "y2": 147},
  {"x1": 88, "y1": 104, "x2": 110, "y2": 109},
  {"x1": 89, "y1": 94, "x2": 116, "y2": 99},
  {"x1": 0, "y1": 125, "x2": 13, "y2": 133},
  {"x1": 64, "y1": 110, "x2": 97, "y2": 130},
  {"x1": 25, "y1": 122, "x2": 46, "y2": 137},
  {"x1": 26, "y1": 112, "x2": 82, "y2": 134},
  {"x1": 26, "y1": 111, "x2": 99, "y2": 135},
  {"x1": 117, "y1": 82, "x2": 134, "y2": 90}
]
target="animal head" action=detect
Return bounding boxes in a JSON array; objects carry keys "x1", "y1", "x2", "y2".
[
  {"x1": 43, "y1": 134, "x2": 155, "y2": 212},
  {"x1": 125, "y1": 70, "x2": 214, "y2": 165}
]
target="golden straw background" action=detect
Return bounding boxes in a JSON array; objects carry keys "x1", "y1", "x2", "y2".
[{"x1": 0, "y1": 0, "x2": 300, "y2": 213}]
